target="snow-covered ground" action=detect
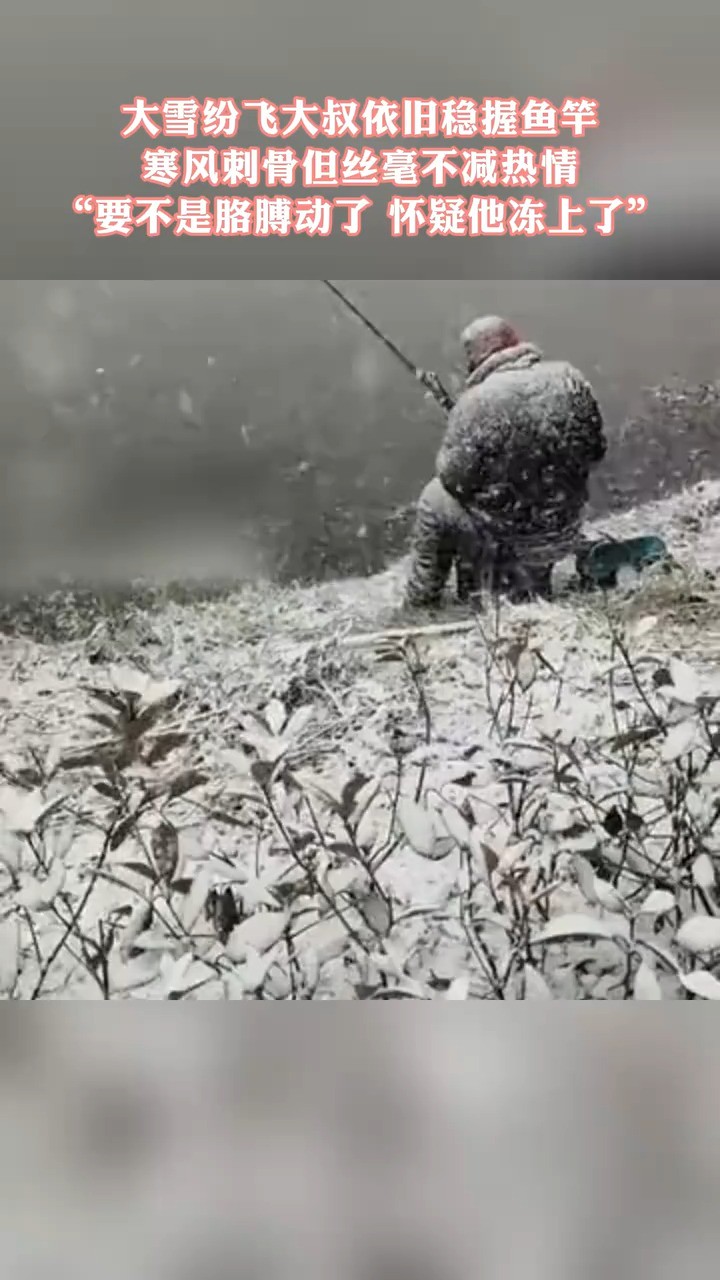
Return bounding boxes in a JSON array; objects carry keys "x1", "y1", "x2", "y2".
[{"x1": 2, "y1": 479, "x2": 720, "y2": 999}]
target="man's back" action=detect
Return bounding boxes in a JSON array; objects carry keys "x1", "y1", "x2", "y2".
[
  {"x1": 436, "y1": 345, "x2": 606, "y2": 537},
  {"x1": 404, "y1": 316, "x2": 607, "y2": 609}
]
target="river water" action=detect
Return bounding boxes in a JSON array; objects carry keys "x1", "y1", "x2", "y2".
[{"x1": 1, "y1": 280, "x2": 719, "y2": 588}]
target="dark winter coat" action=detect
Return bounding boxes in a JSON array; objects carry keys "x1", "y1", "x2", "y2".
[
  {"x1": 404, "y1": 342, "x2": 606, "y2": 608},
  {"x1": 436, "y1": 341, "x2": 606, "y2": 554}
]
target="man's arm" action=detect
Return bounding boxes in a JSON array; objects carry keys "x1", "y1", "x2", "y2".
[
  {"x1": 434, "y1": 394, "x2": 483, "y2": 503},
  {"x1": 576, "y1": 378, "x2": 607, "y2": 465}
]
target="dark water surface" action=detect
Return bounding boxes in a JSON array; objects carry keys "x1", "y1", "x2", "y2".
[{"x1": 1, "y1": 281, "x2": 719, "y2": 588}]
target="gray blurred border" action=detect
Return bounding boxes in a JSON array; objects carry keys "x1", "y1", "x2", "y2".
[{"x1": 2, "y1": 1011, "x2": 720, "y2": 1280}]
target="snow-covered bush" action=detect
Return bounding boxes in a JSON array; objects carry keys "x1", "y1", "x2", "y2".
[{"x1": 3, "y1": 589, "x2": 720, "y2": 999}]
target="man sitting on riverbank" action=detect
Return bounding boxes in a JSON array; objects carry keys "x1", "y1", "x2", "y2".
[{"x1": 405, "y1": 315, "x2": 607, "y2": 608}]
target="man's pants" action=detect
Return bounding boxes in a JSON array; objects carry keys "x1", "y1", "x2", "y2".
[
  {"x1": 488, "y1": 556, "x2": 554, "y2": 603},
  {"x1": 405, "y1": 478, "x2": 555, "y2": 608}
]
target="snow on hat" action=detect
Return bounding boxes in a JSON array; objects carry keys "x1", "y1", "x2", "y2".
[{"x1": 461, "y1": 316, "x2": 521, "y2": 370}]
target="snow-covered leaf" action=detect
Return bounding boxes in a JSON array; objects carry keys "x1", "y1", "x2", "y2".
[
  {"x1": 573, "y1": 854, "x2": 596, "y2": 901},
  {"x1": 660, "y1": 719, "x2": 697, "y2": 762},
  {"x1": 638, "y1": 888, "x2": 676, "y2": 917},
  {"x1": 3, "y1": 789, "x2": 62, "y2": 836},
  {"x1": 703, "y1": 760, "x2": 720, "y2": 791},
  {"x1": 692, "y1": 853, "x2": 716, "y2": 891},
  {"x1": 515, "y1": 649, "x2": 538, "y2": 691},
  {"x1": 119, "y1": 902, "x2": 154, "y2": 959},
  {"x1": 264, "y1": 698, "x2": 287, "y2": 738},
  {"x1": 138, "y1": 679, "x2": 180, "y2": 712},
  {"x1": 158, "y1": 950, "x2": 211, "y2": 999},
  {"x1": 15, "y1": 860, "x2": 66, "y2": 911},
  {"x1": 686, "y1": 788, "x2": 708, "y2": 821},
  {"x1": 223, "y1": 972, "x2": 247, "y2": 1000},
  {"x1": 547, "y1": 803, "x2": 581, "y2": 835},
  {"x1": 374, "y1": 941, "x2": 410, "y2": 981},
  {"x1": 239, "y1": 868, "x2": 290, "y2": 912},
  {"x1": 221, "y1": 749, "x2": 253, "y2": 780},
  {"x1": 592, "y1": 875, "x2": 625, "y2": 913},
  {"x1": 283, "y1": 704, "x2": 315, "y2": 742},
  {"x1": 676, "y1": 915, "x2": 720, "y2": 955},
  {"x1": 437, "y1": 802, "x2": 471, "y2": 847},
  {"x1": 108, "y1": 665, "x2": 147, "y2": 697},
  {"x1": 355, "y1": 803, "x2": 381, "y2": 849},
  {"x1": 302, "y1": 916, "x2": 351, "y2": 965},
  {"x1": 469, "y1": 828, "x2": 498, "y2": 882},
  {"x1": 109, "y1": 948, "x2": 163, "y2": 993},
  {"x1": 182, "y1": 868, "x2": 212, "y2": 932},
  {"x1": 632, "y1": 614, "x2": 658, "y2": 640},
  {"x1": 519, "y1": 963, "x2": 553, "y2": 1000},
  {"x1": 44, "y1": 744, "x2": 62, "y2": 780},
  {"x1": 396, "y1": 797, "x2": 435, "y2": 852},
  {"x1": 292, "y1": 771, "x2": 343, "y2": 812},
  {"x1": 359, "y1": 892, "x2": 392, "y2": 937},
  {"x1": 129, "y1": 930, "x2": 176, "y2": 953},
  {"x1": 445, "y1": 974, "x2": 470, "y2": 1000},
  {"x1": 633, "y1": 961, "x2": 663, "y2": 1000},
  {"x1": 668, "y1": 658, "x2": 702, "y2": 705},
  {"x1": 680, "y1": 969, "x2": 720, "y2": 1000},
  {"x1": 0, "y1": 827, "x2": 23, "y2": 874},
  {"x1": 235, "y1": 946, "x2": 278, "y2": 994},
  {"x1": 396, "y1": 798, "x2": 441, "y2": 858},
  {"x1": 323, "y1": 864, "x2": 368, "y2": 898},
  {"x1": 535, "y1": 913, "x2": 629, "y2": 945},
  {"x1": 0, "y1": 918, "x2": 20, "y2": 993},
  {"x1": 225, "y1": 910, "x2": 290, "y2": 961},
  {"x1": 348, "y1": 777, "x2": 381, "y2": 825},
  {"x1": 497, "y1": 840, "x2": 529, "y2": 875}
]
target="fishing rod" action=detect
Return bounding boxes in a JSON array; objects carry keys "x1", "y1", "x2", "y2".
[{"x1": 322, "y1": 280, "x2": 456, "y2": 415}]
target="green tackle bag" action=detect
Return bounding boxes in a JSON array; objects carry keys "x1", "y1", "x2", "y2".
[{"x1": 576, "y1": 535, "x2": 669, "y2": 590}]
